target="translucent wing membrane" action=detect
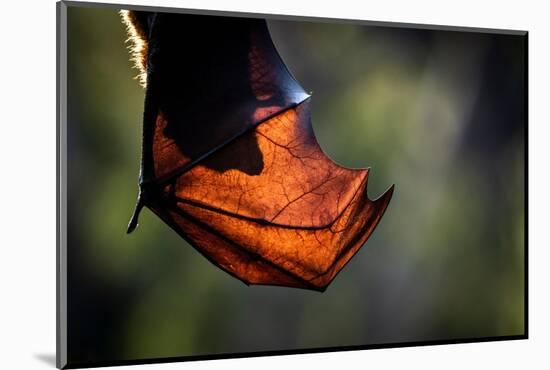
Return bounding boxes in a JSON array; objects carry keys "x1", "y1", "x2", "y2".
[
  {"x1": 144, "y1": 13, "x2": 309, "y2": 181},
  {"x1": 127, "y1": 12, "x2": 393, "y2": 291}
]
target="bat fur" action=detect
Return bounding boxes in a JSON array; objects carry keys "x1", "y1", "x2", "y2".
[{"x1": 120, "y1": 10, "x2": 151, "y2": 87}]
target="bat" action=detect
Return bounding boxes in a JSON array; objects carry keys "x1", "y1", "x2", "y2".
[{"x1": 121, "y1": 10, "x2": 394, "y2": 291}]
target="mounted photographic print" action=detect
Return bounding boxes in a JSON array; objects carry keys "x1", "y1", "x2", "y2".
[{"x1": 57, "y1": 1, "x2": 527, "y2": 368}]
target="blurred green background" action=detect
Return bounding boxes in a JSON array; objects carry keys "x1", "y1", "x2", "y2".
[{"x1": 66, "y1": 5, "x2": 525, "y2": 365}]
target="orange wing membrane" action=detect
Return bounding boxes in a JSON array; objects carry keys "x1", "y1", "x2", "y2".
[{"x1": 125, "y1": 11, "x2": 393, "y2": 291}]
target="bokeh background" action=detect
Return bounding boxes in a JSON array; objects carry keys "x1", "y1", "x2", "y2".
[{"x1": 66, "y1": 5, "x2": 525, "y2": 365}]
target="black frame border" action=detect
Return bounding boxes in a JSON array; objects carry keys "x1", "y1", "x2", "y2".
[{"x1": 56, "y1": 1, "x2": 529, "y2": 368}]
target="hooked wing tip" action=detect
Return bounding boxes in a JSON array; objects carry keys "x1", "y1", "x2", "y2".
[
  {"x1": 127, "y1": 195, "x2": 145, "y2": 234},
  {"x1": 363, "y1": 167, "x2": 395, "y2": 204},
  {"x1": 126, "y1": 220, "x2": 137, "y2": 234},
  {"x1": 371, "y1": 183, "x2": 395, "y2": 218},
  {"x1": 377, "y1": 183, "x2": 395, "y2": 202}
]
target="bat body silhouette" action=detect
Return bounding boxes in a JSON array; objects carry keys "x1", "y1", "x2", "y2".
[{"x1": 122, "y1": 11, "x2": 394, "y2": 291}]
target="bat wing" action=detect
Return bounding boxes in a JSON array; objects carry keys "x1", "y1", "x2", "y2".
[{"x1": 127, "y1": 12, "x2": 394, "y2": 291}]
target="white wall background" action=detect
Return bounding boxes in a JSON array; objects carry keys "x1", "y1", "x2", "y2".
[{"x1": 0, "y1": 0, "x2": 546, "y2": 369}]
